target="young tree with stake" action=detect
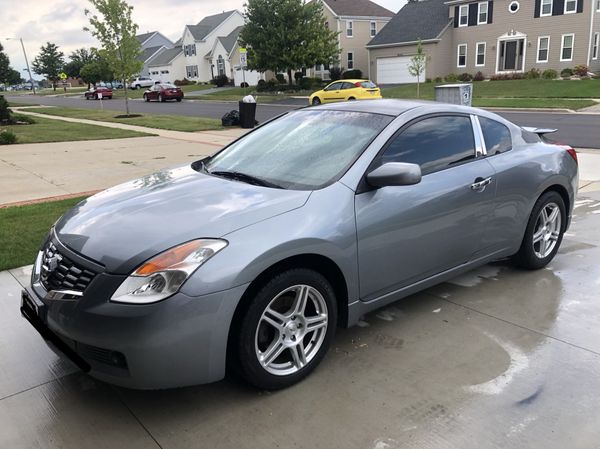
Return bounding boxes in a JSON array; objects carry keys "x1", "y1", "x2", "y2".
[
  {"x1": 408, "y1": 40, "x2": 428, "y2": 99},
  {"x1": 84, "y1": 0, "x2": 142, "y2": 116}
]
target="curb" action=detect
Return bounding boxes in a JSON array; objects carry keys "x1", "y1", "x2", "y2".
[{"x1": 0, "y1": 191, "x2": 100, "y2": 209}]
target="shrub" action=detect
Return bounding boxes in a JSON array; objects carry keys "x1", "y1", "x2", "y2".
[
  {"x1": 214, "y1": 74, "x2": 229, "y2": 87},
  {"x1": 10, "y1": 113, "x2": 36, "y2": 124},
  {"x1": 275, "y1": 73, "x2": 286, "y2": 84},
  {"x1": 434, "y1": 76, "x2": 443, "y2": 83},
  {"x1": 329, "y1": 67, "x2": 343, "y2": 81},
  {"x1": 0, "y1": 95, "x2": 10, "y2": 123},
  {"x1": 473, "y1": 71, "x2": 485, "y2": 81},
  {"x1": 299, "y1": 77, "x2": 315, "y2": 90},
  {"x1": 294, "y1": 72, "x2": 303, "y2": 83},
  {"x1": 425, "y1": 78, "x2": 432, "y2": 83},
  {"x1": 525, "y1": 68, "x2": 541, "y2": 79},
  {"x1": 542, "y1": 69, "x2": 558, "y2": 79},
  {"x1": 457, "y1": 73, "x2": 473, "y2": 82},
  {"x1": 0, "y1": 130, "x2": 17, "y2": 145},
  {"x1": 342, "y1": 69, "x2": 363, "y2": 79},
  {"x1": 174, "y1": 78, "x2": 194, "y2": 86},
  {"x1": 561, "y1": 68, "x2": 573, "y2": 78},
  {"x1": 444, "y1": 73, "x2": 458, "y2": 82},
  {"x1": 240, "y1": 82, "x2": 249, "y2": 88},
  {"x1": 574, "y1": 65, "x2": 588, "y2": 77}
]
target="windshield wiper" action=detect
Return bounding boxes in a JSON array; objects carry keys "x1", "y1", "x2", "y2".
[{"x1": 209, "y1": 170, "x2": 284, "y2": 189}]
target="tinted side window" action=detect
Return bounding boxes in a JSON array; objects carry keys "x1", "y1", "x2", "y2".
[
  {"x1": 480, "y1": 117, "x2": 512, "y2": 155},
  {"x1": 342, "y1": 82, "x2": 356, "y2": 90},
  {"x1": 326, "y1": 82, "x2": 342, "y2": 91},
  {"x1": 381, "y1": 115, "x2": 476, "y2": 175}
]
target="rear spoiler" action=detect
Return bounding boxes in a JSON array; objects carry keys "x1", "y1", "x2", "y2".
[{"x1": 521, "y1": 126, "x2": 557, "y2": 137}]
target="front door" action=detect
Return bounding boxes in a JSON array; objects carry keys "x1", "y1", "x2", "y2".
[
  {"x1": 504, "y1": 41, "x2": 517, "y2": 70},
  {"x1": 499, "y1": 39, "x2": 524, "y2": 72},
  {"x1": 355, "y1": 114, "x2": 496, "y2": 302}
]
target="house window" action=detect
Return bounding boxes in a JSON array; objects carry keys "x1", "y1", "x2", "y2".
[
  {"x1": 597, "y1": 0, "x2": 600, "y2": 11},
  {"x1": 184, "y1": 44, "x2": 196, "y2": 57},
  {"x1": 476, "y1": 42, "x2": 486, "y2": 66},
  {"x1": 459, "y1": 5, "x2": 469, "y2": 26},
  {"x1": 478, "y1": 2, "x2": 488, "y2": 24},
  {"x1": 217, "y1": 55, "x2": 225, "y2": 76},
  {"x1": 537, "y1": 36, "x2": 550, "y2": 62},
  {"x1": 370, "y1": 21, "x2": 377, "y2": 37},
  {"x1": 151, "y1": 71, "x2": 159, "y2": 75},
  {"x1": 564, "y1": 0, "x2": 577, "y2": 13},
  {"x1": 540, "y1": 0, "x2": 552, "y2": 16},
  {"x1": 347, "y1": 52, "x2": 354, "y2": 69},
  {"x1": 346, "y1": 21, "x2": 353, "y2": 37},
  {"x1": 561, "y1": 34, "x2": 574, "y2": 61},
  {"x1": 186, "y1": 65, "x2": 198, "y2": 78},
  {"x1": 593, "y1": 33, "x2": 599, "y2": 60},
  {"x1": 508, "y1": 1, "x2": 520, "y2": 13},
  {"x1": 161, "y1": 70, "x2": 169, "y2": 74},
  {"x1": 457, "y1": 44, "x2": 467, "y2": 67}
]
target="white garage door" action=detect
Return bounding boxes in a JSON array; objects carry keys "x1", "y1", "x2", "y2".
[{"x1": 377, "y1": 56, "x2": 423, "y2": 84}]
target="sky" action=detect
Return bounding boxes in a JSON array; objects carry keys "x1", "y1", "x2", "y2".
[{"x1": 0, "y1": 0, "x2": 406, "y2": 80}]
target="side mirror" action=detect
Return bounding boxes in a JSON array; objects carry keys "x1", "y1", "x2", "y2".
[{"x1": 366, "y1": 162, "x2": 422, "y2": 188}]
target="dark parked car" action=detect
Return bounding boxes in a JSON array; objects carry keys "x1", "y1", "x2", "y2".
[
  {"x1": 143, "y1": 83, "x2": 184, "y2": 102},
  {"x1": 21, "y1": 100, "x2": 578, "y2": 390},
  {"x1": 84, "y1": 86, "x2": 113, "y2": 100}
]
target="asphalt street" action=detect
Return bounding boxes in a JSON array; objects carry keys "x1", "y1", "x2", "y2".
[{"x1": 7, "y1": 94, "x2": 600, "y2": 149}]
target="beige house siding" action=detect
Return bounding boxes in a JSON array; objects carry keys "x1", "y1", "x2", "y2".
[
  {"x1": 369, "y1": 26, "x2": 453, "y2": 82},
  {"x1": 448, "y1": 0, "x2": 593, "y2": 76}
]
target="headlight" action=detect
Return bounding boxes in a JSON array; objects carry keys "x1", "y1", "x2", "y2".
[{"x1": 110, "y1": 239, "x2": 227, "y2": 304}]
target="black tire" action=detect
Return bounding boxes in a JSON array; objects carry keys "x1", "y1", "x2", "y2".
[
  {"x1": 158, "y1": 94, "x2": 164, "y2": 103},
  {"x1": 312, "y1": 97, "x2": 321, "y2": 105},
  {"x1": 176, "y1": 98, "x2": 182, "y2": 102},
  {"x1": 143, "y1": 94, "x2": 149, "y2": 102},
  {"x1": 236, "y1": 268, "x2": 337, "y2": 390},
  {"x1": 347, "y1": 97, "x2": 356, "y2": 101},
  {"x1": 93, "y1": 94, "x2": 98, "y2": 100},
  {"x1": 513, "y1": 191, "x2": 566, "y2": 270}
]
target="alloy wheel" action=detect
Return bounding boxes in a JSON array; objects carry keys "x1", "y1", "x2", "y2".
[
  {"x1": 532, "y1": 202, "x2": 561, "y2": 258},
  {"x1": 254, "y1": 284, "x2": 328, "y2": 376}
]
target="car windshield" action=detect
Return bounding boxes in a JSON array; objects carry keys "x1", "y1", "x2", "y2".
[{"x1": 202, "y1": 110, "x2": 392, "y2": 190}]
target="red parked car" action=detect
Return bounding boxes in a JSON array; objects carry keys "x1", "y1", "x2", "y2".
[
  {"x1": 143, "y1": 84, "x2": 184, "y2": 102},
  {"x1": 84, "y1": 86, "x2": 113, "y2": 100}
]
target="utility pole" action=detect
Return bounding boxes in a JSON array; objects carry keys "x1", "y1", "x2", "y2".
[{"x1": 3, "y1": 37, "x2": 36, "y2": 94}]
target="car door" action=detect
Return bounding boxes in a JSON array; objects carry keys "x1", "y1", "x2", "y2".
[
  {"x1": 148, "y1": 85, "x2": 158, "y2": 100},
  {"x1": 322, "y1": 82, "x2": 344, "y2": 103},
  {"x1": 341, "y1": 82, "x2": 360, "y2": 100},
  {"x1": 355, "y1": 114, "x2": 496, "y2": 302}
]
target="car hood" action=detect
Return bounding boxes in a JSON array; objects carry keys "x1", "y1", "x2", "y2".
[{"x1": 55, "y1": 165, "x2": 311, "y2": 274}]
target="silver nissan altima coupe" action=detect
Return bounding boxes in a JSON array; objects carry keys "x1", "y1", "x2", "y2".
[{"x1": 21, "y1": 100, "x2": 578, "y2": 390}]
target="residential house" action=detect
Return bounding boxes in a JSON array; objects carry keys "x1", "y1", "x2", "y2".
[
  {"x1": 136, "y1": 31, "x2": 175, "y2": 77},
  {"x1": 180, "y1": 10, "x2": 245, "y2": 82},
  {"x1": 147, "y1": 47, "x2": 186, "y2": 83},
  {"x1": 313, "y1": 0, "x2": 394, "y2": 79},
  {"x1": 367, "y1": 0, "x2": 600, "y2": 83}
]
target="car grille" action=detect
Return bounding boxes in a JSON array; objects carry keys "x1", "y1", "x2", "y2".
[{"x1": 40, "y1": 241, "x2": 97, "y2": 293}]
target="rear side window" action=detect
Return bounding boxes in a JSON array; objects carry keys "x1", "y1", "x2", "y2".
[
  {"x1": 360, "y1": 81, "x2": 377, "y2": 88},
  {"x1": 342, "y1": 82, "x2": 356, "y2": 90},
  {"x1": 480, "y1": 117, "x2": 512, "y2": 155},
  {"x1": 381, "y1": 115, "x2": 476, "y2": 175}
]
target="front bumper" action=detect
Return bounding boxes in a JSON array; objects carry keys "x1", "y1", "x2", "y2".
[{"x1": 22, "y1": 277, "x2": 248, "y2": 389}]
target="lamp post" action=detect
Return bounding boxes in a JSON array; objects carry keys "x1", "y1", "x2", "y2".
[{"x1": 4, "y1": 37, "x2": 36, "y2": 95}]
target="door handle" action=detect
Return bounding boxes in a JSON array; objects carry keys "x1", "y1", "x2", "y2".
[{"x1": 471, "y1": 176, "x2": 492, "y2": 190}]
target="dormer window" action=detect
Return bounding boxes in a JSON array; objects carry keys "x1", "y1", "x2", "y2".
[{"x1": 459, "y1": 5, "x2": 469, "y2": 26}]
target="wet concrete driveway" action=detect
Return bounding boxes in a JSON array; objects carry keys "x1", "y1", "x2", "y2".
[{"x1": 2, "y1": 191, "x2": 600, "y2": 449}]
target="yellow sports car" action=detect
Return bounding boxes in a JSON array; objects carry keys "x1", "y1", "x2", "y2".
[{"x1": 309, "y1": 79, "x2": 382, "y2": 105}]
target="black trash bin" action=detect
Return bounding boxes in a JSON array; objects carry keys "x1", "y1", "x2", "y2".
[{"x1": 238, "y1": 101, "x2": 257, "y2": 129}]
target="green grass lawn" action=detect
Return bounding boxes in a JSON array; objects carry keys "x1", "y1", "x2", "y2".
[
  {"x1": 1, "y1": 115, "x2": 152, "y2": 144},
  {"x1": 27, "y1": 107, "x2": 223, "y2": 132},
  {"x1": 382, "y1": 78, "x2": 600, "y2": 109},
  {"x1": 0, "y1": 196, "x2": 87, "y2": 271}
]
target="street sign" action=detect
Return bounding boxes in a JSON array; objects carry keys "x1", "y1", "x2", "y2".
[
  {"x1": 239, "y1": 47, "x2": 247, "y2": 54},
  {"x1": 240, "y1": 52, "x2": 247, "y2": 68}
]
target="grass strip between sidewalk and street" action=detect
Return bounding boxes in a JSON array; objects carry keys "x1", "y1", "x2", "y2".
[
  {"x1": 0, "y1": 196, "x2": 88, "y2": 271},
  {"x1": 1, "y1": 115, "x2": 152, "y2": 144},
  {"x1": 472, "y1": 98, "x2": 597, "y2": 110},
  {"x1": 26, "y1": 107, "x2": 223, "y2": 132}
]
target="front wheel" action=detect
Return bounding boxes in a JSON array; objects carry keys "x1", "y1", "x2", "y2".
[
  {"x1": 312, "y1": 97, "x2": 321, "y2": 105},
  {"x1": 143, "y1": 94, "x2": 149, "y2": 102},
  {"x1": 158, "y1": 94, "x2": 164, "y2": 103},
  {"x1": 513, "y1": 191, "x2": 566, "y2": 270},
  {"x1": 236, "y1": 268, "x2": 337, "y2": 390},
  {"x1": 176, "y1": 98, "x2": 182, "y2": 102}
]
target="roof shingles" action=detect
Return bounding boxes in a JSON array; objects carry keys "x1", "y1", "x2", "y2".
[
  {"x1": 323, "y1": 0, "x2": 393, "y2": 17},
  {"x1": 187, "y1": 10, "x2": 238, "y2": 41},
  {"x1": 367, "y1": 0, "x2": 451, "y2": 47}
]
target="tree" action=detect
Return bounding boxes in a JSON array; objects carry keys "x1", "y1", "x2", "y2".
[
  {"x1": 240, "y1": 0, "x2": 339, "y2": 85},
  {"x1": 6, "y1": 68, "x2": 22, "y2": 85},
  {"x1": 64, "y1": 48, "x2": 96, "y2": 80},
  {"x1": 0, "y1": 43, "x2": 11, "y2": 85},
  {"x1": 408, "y1": 40, "x2": 428, "y2": 99},
  {"x1": 80, "y1": 58, "x2": 113, "y2": 86},
  {"x1": 32, "y1": 42, "x2": 65, "y2": 91},
  {"x1": 85, "y1": 0, "x2": 143, "y2": 116}
]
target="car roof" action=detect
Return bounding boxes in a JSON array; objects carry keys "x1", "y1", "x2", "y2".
[
  {"x1": 311, "y1": 99, "x2": 507, "y2": 120},
  {"x1": 329, "y1": 79, "x2": 370, "y2": 83}
]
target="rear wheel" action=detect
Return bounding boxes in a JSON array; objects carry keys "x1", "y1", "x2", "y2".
[
  {"x1": 513, "y1": 191, "x2": 566, "y2": 270},
  {"x1": 347, "y1": 97, "x2": 356, "y2": 101},
  {"x1": 158, "y1": 94, "x2": 164, "y2": 103},
  {"x1": 236, "y1": 268, "x2": 337, "y2": 390},
  {"x1": 176, "y1": 98, "x2": 182, "y2": 102},
  {"x1": 93, "y1": 94, "x2": 98, "y2": 100},
  {"x1": 143, "y1": 94, "x2": 149, "y2": 102},
  {"x1": 312, "y1": 97, "x2": 321, "y2": 105}
]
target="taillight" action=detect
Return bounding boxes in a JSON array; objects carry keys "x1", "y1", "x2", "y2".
[
  {"x1": 354, "y1": 82, "x2": 362, "y2": 87},
  {"x1": 558, "y1": 144, "x2": 578, "y2": 164}
]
